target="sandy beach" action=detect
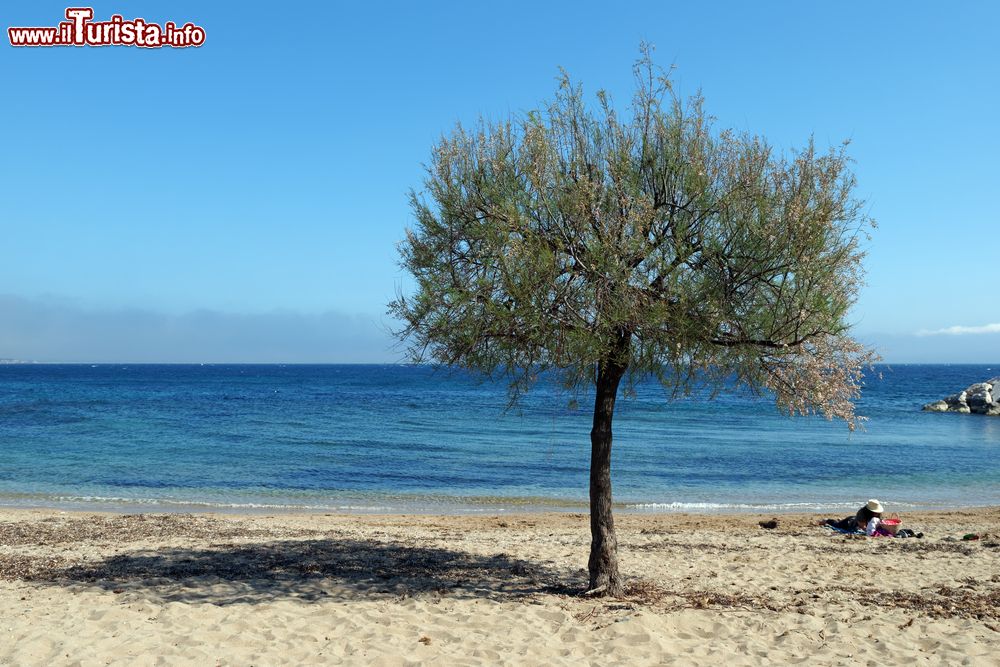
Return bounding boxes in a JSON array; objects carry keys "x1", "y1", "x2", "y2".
[{"x1": 1, "y1": 507, "x2": 997, "y2": 666}]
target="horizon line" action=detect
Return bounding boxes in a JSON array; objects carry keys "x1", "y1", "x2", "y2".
[{"x1": 2, "y1": 360, "x2": 998, "y2": 367}]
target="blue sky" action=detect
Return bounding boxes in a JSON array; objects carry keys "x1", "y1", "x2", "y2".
[{"x1": 1, "y1": 1, "x2": 997, "y2": 363}]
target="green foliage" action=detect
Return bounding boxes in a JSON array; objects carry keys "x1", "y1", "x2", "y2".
[{"x1": 390, "y1": 50, "x2": 878, "y2": 427}]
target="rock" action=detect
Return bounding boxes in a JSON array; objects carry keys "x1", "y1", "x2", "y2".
[
  {"x1": 944, "y1": 391, "x2": 967, "y2": 406},
  {"x1": 923, "y1": 379, "x2": 999, "y2": 416},
  {"x1": 965, "y1": 383, "x2": 994, "y2": 411}
]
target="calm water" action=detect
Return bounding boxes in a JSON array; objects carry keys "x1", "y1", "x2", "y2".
[{"x1": 0, "y1": 364, "x2": 997, "y2": 513}]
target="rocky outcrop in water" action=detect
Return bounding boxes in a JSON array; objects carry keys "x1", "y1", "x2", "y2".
[{"x1": 923, "y1": 378, "x2": 1000, "y2": 415}]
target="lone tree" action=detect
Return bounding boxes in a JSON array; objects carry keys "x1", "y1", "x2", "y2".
[{"x1": 390, "y1": 53, "x2": 876, "y2": 596}]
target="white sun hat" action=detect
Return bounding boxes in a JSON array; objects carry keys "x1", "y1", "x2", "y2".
[{"x1": 866, "y1": 499, "x2": 884, "y2": 513}]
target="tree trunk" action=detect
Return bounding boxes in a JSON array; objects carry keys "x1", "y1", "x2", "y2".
[{"x1": 587, "y1": 342, "x2": 628, "y2": 597}]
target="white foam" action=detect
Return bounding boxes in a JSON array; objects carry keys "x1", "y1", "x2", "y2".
[{"x1": 624, "y1": 500, "x2": 927, "y2": 512}]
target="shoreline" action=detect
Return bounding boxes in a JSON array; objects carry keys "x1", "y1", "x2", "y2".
[
  {"x1": 2, "y1": 504, "x2": 999, "y2": 527},
  {"x1": 0, "y1": 493, "x2": 994, "y2": 517},
  {"x1": 2, "y1": 506, "x2": 997, "y2": 664}
]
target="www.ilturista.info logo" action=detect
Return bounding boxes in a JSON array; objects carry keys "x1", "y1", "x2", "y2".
[{"x1": 8, "y1": 8, "x2": 205, "y2": 48}]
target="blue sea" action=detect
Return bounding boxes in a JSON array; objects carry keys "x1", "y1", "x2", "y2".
[{"x1": 0, "y1": 364, "x2": 997, "y2": 514}]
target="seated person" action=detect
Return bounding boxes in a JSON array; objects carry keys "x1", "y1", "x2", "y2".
[{"x1": 823, "y1": 499, "x2": 884, "y2": 533}]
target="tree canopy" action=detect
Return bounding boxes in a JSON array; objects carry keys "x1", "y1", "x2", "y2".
[{"x1": 390, "y1": 51, "x2": 877, "y2": 594}]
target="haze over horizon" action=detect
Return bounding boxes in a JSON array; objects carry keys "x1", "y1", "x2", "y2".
[{"x1": 3, "y1": 1, "x2": 998, "y2": 364}]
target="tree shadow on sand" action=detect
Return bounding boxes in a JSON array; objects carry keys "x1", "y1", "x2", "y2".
[{"x1": 27, "y1": 538, "x2": 587, "y2": 606}]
